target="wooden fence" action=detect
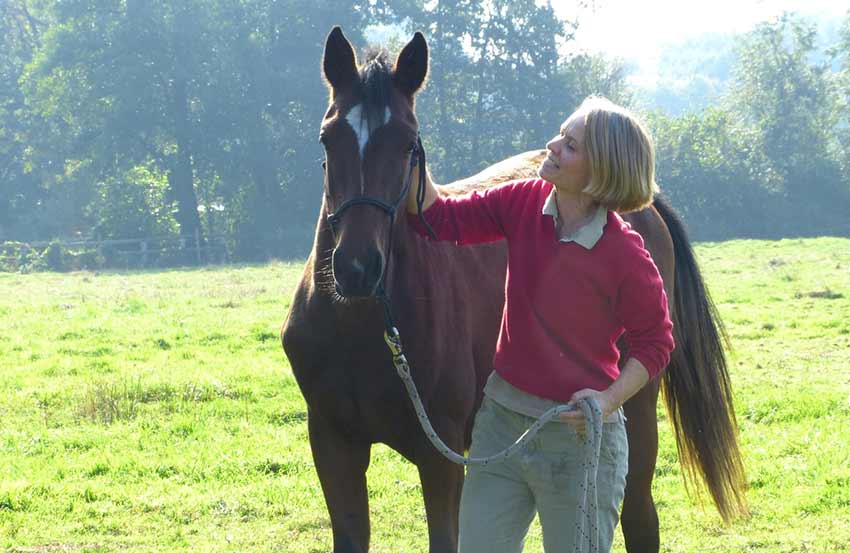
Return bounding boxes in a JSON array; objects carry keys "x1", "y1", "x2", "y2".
[{"x1": 1, "y1": 229, "x2": 230, "y2": 271}]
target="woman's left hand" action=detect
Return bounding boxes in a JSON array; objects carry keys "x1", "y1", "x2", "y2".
[{"x1": 559, "y1": 388, "x2": 620, "y2": 434}]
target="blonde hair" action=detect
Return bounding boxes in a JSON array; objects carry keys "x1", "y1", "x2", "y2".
[{"x1": 578, "y1": 96, "x2": 658, "y2": 213}]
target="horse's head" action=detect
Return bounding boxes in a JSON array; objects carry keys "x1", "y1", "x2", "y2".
[{"x1": 320, "y1": 26, "x2": 428, "y2": 299}]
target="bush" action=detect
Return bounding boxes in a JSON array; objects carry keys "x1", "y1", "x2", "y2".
[{"x1": 42, "y1": 241, "x2": 66, "y2": 272}]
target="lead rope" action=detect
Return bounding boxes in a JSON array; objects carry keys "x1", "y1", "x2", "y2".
[
  {"x1": 350, "y1": 135, "x2": 602, "y2": 551},
  {"x1": 381, "y1": 315, "x2": 603, "y2": 553}
]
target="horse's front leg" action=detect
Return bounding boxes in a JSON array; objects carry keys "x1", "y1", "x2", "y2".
[
  {"x1": 308, "y1": 412, "x2": 372, "y2": 553},
  {"x1": 621, "y1": 379, "x2": 661, "y2": 553},
  {"x1": 415, "y1": 415, "x2": 465, "y2": 553}
]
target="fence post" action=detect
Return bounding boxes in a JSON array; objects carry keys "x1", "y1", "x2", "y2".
[
  {"x1": 141, "y1": 240, "x2": 148, "y2": 268},
  {"x1": 96, "y1": 233, "x2": 104, "y2": 269},
  {"x1": 195, "y1": 228, "x2": 202, "y2": 265}
]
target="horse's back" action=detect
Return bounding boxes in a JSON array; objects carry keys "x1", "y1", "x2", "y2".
[{"x1": 440, "y1": 150, "x2": 546, "y2": 195}]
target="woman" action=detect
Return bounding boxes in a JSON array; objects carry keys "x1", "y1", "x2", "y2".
[{"x1": 407, "y1": 96, "x2": 675, "y2": 553}]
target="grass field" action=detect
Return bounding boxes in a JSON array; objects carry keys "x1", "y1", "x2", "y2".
[{"x1": 1, "y1": 237, "x2": 849, "y2": 552}]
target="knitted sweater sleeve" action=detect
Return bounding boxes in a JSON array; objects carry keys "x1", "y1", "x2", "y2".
[
  {"x1": 613, "y1": 233, "x2": 675, "y2": 379},
  {"x1": 407, "y1": 181, "x2": 523, "y2": 244}
]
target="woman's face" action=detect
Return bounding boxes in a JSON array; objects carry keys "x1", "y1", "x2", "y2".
[{"x1": 538, "y1": 112, "x2": 591, "y2": 195}]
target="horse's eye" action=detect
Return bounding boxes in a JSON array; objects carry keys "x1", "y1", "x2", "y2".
[
  {"x1": 321, "y1": 160, "x2": 327, "y2": 170},
  {"x1": 405, "y1": 142, "x2": 416, "y2": 153}
]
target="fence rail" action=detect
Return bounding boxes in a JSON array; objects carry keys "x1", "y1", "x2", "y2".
[{"x1": 1, "y1": 230, "x2": 231, "y2": 271}]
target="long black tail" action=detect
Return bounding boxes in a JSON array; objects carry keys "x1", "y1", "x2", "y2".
[{"x1": 653, "y1": 195, "x2": 748, "y2": 523}]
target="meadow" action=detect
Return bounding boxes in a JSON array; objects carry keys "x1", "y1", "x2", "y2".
[{"x1": 1, "y1": 237, "x2": 849, "y2": 552}]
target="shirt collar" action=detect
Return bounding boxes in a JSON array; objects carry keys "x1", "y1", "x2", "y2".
[{"x1": 541, "y1": 189, "x2": 608, "y2": 249}]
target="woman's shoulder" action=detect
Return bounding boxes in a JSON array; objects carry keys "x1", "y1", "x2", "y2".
[
  {"x1": 495, "y1": 177, "x2": 551, "y2": 194},
  {"x1": 476, "y1": 178, "x2": 552, "y2": 206},
  {"x1": 600, "y1": 211, "x2": 653, "y2": 268}
]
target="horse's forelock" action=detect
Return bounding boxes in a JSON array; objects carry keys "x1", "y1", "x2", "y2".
[{"x1": 358, "y1": 49, "x2": 394, "y2": 136}]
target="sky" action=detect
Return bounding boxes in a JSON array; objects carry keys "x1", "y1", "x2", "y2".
[{"x1": 558, "y1": 0, "x2": 848, "y2": 87}]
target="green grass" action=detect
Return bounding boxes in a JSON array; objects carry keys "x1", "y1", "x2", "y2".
[{"x1": 1, "y1": 237, "x2": 849, "y2": 552}]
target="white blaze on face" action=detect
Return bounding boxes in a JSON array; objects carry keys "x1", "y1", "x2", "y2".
[{"x1": 345, "y1": 104, "x2": 392, "y2": 160}]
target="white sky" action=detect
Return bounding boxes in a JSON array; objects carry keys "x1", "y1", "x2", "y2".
[{"x1": 555, "y1": 0, "x2": 848, "y2": 86}]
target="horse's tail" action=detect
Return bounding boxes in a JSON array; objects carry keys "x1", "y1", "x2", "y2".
[{"x1": 653, "y1": 196, "x2": 748, "y2": 523}]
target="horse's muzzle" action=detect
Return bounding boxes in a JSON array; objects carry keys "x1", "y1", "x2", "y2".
[{"x1": 332, "y1": 249, "x2": 385, "y2": 298}]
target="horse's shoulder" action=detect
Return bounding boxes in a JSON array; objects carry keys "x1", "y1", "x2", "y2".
[{"x1": 439, "y1": 150, "x2": 546, "y2": 196}]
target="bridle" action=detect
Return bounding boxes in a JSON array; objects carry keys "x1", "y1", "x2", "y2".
[
  {"x1": 325, "y1": 132, "x2": 434, "y2": 329},
  {"x1": 325, "y1": 134, "x2": 435, "y2": 243}
]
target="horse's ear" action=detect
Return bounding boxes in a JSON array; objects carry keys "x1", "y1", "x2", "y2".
[
  {"x1": 323, "y1": 26, "x2": 359, "y2": 93},
  {"x1": 393, "y1": 32, "x2": 428, "y2": 96}
]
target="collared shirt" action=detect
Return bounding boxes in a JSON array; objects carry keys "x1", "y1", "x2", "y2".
[
  {"x1": 407, "y1": 178, "x2": 673, "y2": 405},
  {"x1": 541, "y1": 189, "x2": 608, "y2": 249},
  {"x1": 484, "y1": 189, "x2": 618, "y2": 422}
]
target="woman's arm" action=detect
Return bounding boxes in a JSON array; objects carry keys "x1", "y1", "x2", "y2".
[
  {"x1": 406, "y1": 168, "x2": 440, "y2": 214},
  {"x1": 406, "y1": 177, "x2": 532, "y2": 245},
  {"x1": 560, "y1": 358, "x2": 649, "y2": 430},
  {"x1": 561, "y1": 236, "x2": 674, "y2": 431}
]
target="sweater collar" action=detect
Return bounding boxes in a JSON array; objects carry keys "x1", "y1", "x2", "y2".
[{"x1": 541, "y1": 189, "x2": 608, "y2": 249}]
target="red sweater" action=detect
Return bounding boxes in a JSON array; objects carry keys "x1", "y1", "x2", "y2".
[{"x1": 408, "y1": 178, "x2": 674, "y2": 402}]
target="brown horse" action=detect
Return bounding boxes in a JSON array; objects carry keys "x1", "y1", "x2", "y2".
[{"x1": 281, "y1": 27, "x2": 747, "y2": 553}]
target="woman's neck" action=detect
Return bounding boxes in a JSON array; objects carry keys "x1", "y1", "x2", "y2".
[{"x1": 554, "y1": 189, "x2": 598, "y2": 227}]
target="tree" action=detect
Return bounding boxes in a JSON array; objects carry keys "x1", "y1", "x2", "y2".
[
  {"x1": 648, "y1": 108, "x2": 782, "y2": 240},
  {"x1": 728, "y1": 13, "x2": 845, "y2": 216},
  {"x1": 0, "y1": 0, "x2": 48, "y2": 240},
  {"x1": 832, "y1": 10, "x2": 850, "y2": 180},
  {"x1": 366, "y1": 1, "x2": 626, "y2": 181},
  {"x1": 21, "y1": 0, "x2": 210, "y2": 247}
]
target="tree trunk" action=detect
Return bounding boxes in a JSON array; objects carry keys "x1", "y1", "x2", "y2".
[{"x1": 168, "y1": 5, "x2": 203, "y2": 260}]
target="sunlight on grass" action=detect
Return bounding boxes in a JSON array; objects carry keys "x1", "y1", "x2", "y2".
[{"x1": 1, "y1": 243, "x2": 848, "y2": 551}]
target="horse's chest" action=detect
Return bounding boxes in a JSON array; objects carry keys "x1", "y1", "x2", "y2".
[{"x1": 300, "y1": 346, "x2": 412, "y2": 438}]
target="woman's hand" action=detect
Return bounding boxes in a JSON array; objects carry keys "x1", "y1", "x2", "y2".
[
  {"x1": 558, "y1": 357, "x2": 651, "y2": 434},
  {"x1": 559, "y1": 389, "x2": 620, "y2": 434}
]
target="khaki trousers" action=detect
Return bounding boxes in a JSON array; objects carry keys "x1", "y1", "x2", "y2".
[{"x1": 458, "y1": 397, "x2": 629, "y2": 553}]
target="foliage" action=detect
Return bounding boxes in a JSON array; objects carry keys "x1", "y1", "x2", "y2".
[
  {"x1": 1, "y1": 0, "x2": 629, "y2": 261},
  {"x1": 650, "y1": 12, "x2": 850, "y2": 240},
  {"x1": 2, "y1": 3, "x2": 850, "y2": 264},
  {"x1": 648, "y1": 108, "x2": 782, "y2": 240},
  {"x1": 727, "y1": 13, "x2": 848, "y2": 224},
  {"x1": 90, "y1": 165, "x2": 176, "y2": 241}
]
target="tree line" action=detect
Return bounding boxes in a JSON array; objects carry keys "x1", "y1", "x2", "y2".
[{"x1": 1, "y1": 2, "x2": 848, "y2": 269}]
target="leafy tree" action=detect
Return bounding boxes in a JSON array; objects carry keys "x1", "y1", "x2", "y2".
[
  {"x1": 648, "y1": 108, "x2": 783, "y2": 240},
  {"x1": 832, "y1": 10, "x2": 850, "y2": 179},
  {"x1": 367, "y1": 1, "x2": 626, "y2": 181},
  {"x1": 728, "y1": 12, "x2": 846, "y2": 220},
  {"x1": 0, "y1": 1, "x2": 48, "y2": 240},
  {"x1": 18, "y1": 0, "x2": 369, "y2": 259}
]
